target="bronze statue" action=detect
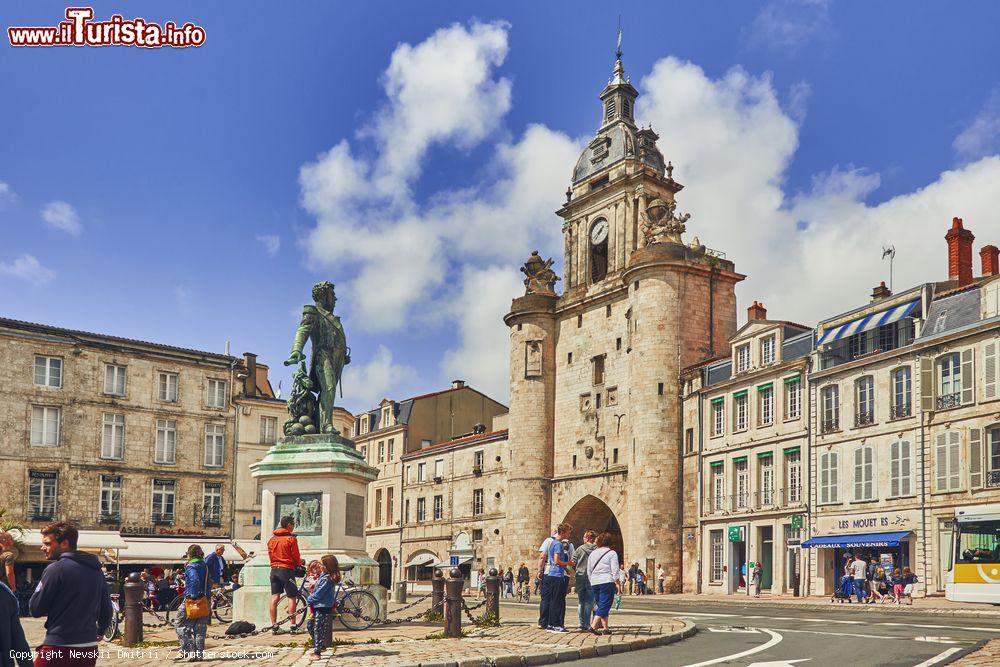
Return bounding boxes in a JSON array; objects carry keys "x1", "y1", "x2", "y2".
[{"x1": 283, "y1": 281, "x2": 350, "y2": 436}]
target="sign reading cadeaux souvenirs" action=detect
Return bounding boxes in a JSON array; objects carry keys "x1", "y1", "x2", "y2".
[{"x1": 816, "y1": 509, "x2": 919, "y2": 535}]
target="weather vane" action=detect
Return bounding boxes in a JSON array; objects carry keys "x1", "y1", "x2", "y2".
[{"x1": 882, "y1": 244, "x2": 896, "y2": 291}]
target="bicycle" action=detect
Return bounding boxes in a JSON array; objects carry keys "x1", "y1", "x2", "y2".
[
  {"x1": 165, "y1": 585, "x2": 234, "y2": 624},
  {"x1": 275, "y1": 565, "x2": 379, "y2": 632},
  {"x1": 516, "y1": 580, "x2": 531, "y2": 604},
  {"x1": 103, "y1": 590, "x2": 164, "y2": 640}
]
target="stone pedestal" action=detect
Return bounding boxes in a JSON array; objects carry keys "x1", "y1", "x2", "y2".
[{"x1": 233, "y1": 433, "x2": 380, "y2": 628}]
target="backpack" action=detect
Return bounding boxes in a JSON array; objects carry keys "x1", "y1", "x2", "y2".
[{"x1": 226, "y1": 621, "x2": 255, "y2": 636}]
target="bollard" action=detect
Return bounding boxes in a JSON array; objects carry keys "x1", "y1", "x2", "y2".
[
  {"x1": 395, "y1": 581, "x2": 407, "y2": 604},
  {"x1": 484, "y1": 568, "x2": 501, "y2": 623},
  {"x1": 431, "y1": 570, "x2": 445, "y2": 616},
  {"x1": 123, "y1": 572, "x2": 144, "y2": 647},
  {"x1": 444, "y1": 568, "x2": 464, "y2": 638}
]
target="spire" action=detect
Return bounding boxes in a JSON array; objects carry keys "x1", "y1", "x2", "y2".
[{"x1": 611, "y1": 19, "x2": 626, "y2": 85}]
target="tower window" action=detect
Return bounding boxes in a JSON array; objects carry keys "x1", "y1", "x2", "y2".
[
  {"x1": 577, "y1": 314, "x2": 583, "y2": 328},
  {"x1": 658, "y1": 382, "x2": 665, "y2": 396},
  {"x1": 605, "y1": 98, "x2": 616, "y2": 121},
  {"x1": 616, "y1": 337, "x2": 622, "y2": 351},
  {"x1": 623, "y1": 98, "x2": 632, "y2": 119},
  {"x1": 606, "y1": 304, "x2": 612, "y2": 317},
  {"x1": 568, "y1": 352, "x2": 573, "y2": 364},
  {"x1": 593, "y1": 355, "x2": 606, "y2": 385}
]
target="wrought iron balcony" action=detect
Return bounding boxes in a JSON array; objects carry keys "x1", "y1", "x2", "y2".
[
  {"x1": 152, "y1": 512, "x2": 174, "y2": 525},
  {"x1": 201, "y1": 507, "x2": 222, "y2": 527},
  {"x1": 781, "y1": 486, "x2": 803, "y2": 505},
  {"x1": 821, "y1": 418, "x2": 840, "y2": 433},
  {"x1": 987, "y1": 470, "x2": 1000, "y2": 489},
  {"x1": 937, "y1": 393, "x2": 961, "y2": 410},
  {"x1": 99, "y1": 512, "x2": 121, "y2": 525},
  {"x1": 890, "y1": 403, "x2": 912, "y2": 419},
  {"x1": 855, "y1": 410, "x2": 875, "y2": 427},
  {"x1": 472, "y1": 465, "x2": 483, "y2": 476},
  {"x1": 27, "y1": 510, "x2": 54, "y2": 521}
]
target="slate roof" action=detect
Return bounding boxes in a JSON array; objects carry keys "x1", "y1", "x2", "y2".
[{"x1": 917, "y1": 286, "x2": 983, "y2": 342}]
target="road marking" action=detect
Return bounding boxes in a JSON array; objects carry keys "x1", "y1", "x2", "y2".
[
  {"x1": 706, "y1": 626, "x2": 761, "y2": 633},
  {"x1": 746, "y1": 661, "x2": 810, "y2": 667},
  {"x1": 776, "y1": 628, "x2": 970, "y2": 644},
  {"x1": 912, "y1": 637, "x2": 961, "y2": 644},
  {"x1": 876, "y1": 622, "x2": 1000, "y2": 633},
  {"x1": 911, "y1": 648, "x2": 963, "y2": 666},
  {"x1": 682, "y1": 628, "x2": 783, "y2": 667}
]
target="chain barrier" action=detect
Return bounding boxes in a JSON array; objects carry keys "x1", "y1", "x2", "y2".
[
  {"x1": 357, "y1": 597, "x2": 444, "y2": 625},
  {"x1": 460, "y1": 597, "x2": 491, "y2": 625}
]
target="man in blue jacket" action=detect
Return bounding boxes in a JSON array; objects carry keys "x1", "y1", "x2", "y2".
[
  {"x1": 29, "y1": 522, "x2": 112, "y2": 667},
  {"x1": 1, "y1": 579, "x2": 32, "y2": 667},
  {"x1": 204, "y1": 545, "x2": 227, "y2": 588}
]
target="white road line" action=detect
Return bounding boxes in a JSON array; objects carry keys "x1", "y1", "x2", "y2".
[
  {"x1": 682, "y1": 628, "x2": 783, "y2": 667},
  {"x1": 912, "y1": 647, "x2": 963, "y2": 667},
  {"x1": 877, "y1": 622, "x2": 1000, "y2": 633},
  {"x1": 777, "y1": 628, "x2": 970, "y2": 644}
]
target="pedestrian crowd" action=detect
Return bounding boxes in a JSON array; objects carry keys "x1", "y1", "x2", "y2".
[{"x1": 830, "y1": 552, "x2": 917, "y2": 605}]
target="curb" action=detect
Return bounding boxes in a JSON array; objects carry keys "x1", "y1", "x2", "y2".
[{"x1": 619, "y1": 599, "x2": 1000, "y2": 619}]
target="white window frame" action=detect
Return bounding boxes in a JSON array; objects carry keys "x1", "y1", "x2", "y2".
[
  {"x1": 28, "y1": 472, "x2": 58, "y2": 518},
  {"x1": 433, "y1": 494, "x2": 443, "y2": 520},
  {"x1": 378, "y1": 441, "x2": 386, "y2": 463},
  {"x1": 203, "y1": 482, "x2": 222, "y2": 523},
  {"x1": 856, "y1": 375, "x2": 875, "y2": 424},
  {"x1": 819, "y1": 451, "x2": 839, "y2": 504},
  {"x1": 151, "y1": 479, "x2": 176, "y2": 519},
  {"x1": 473, "y1": 449, "x2": 484, "y2": 470},
  {"x1": 853, "y1": 445, "x2": 875, "y2": 501},
  {"x1": 158, "y1": 372, "x2": 179, "y2": 403},
  {"x1": 101, "y1": 413, "x2": 125, "y2": 460},
  {"x1": 711, "y1": 465, "x2": 725, "y2": 512},
  {"x1": 206, "y1": 378, "x2": 227, "y2": 409},
  {"x1": 155, "y1": 419, "x2": 177, "y2": 464},
  {"x1": 892, "y1": 366, "x2": 912, "y2": 417},
  {"x1": 735, "y1": 459, "x2": 749, "y2": 508},
  {"x1": 711, "y1": 400, "x2": 725, "y2": 436},
  {"x1": 472, "y1": 488, "x2": 484, "y2": 516},
  {"x1": 935, "y1": 430, "x2": 963, "y2": 492},
  {"x1": 387, "y1": 438, "x2": 395, "y2": 461},
  {"x1": 889, "y1": 439, "x2": 913, "y2": 498},
  {"x1": 104, "y1": 364, "x2": 127, "y2": 396},
  {"x1": 374, "y1": 489, "x2": 383, "y2": 526},
  {"x1": 761, "y1": 336, "x2": 776, "y2": 365},
  {"x1": 734, "y1": 393, "x2": 749, "y2": 431},
  {"x1": 938, "y1": 353, "x2": 962, "y2": 400},
  {"x1": 759, "y1": 386, "x2": 774, "y2": 426},
  {"x1": 710, "y1": 530, "x2": 724, "y2": 583},
  {"x1": 759, "y1": 456, "x2": 775, "y2": 506},
  {"x1": 821, "y1": 385, "x2": 840, "y2": 431},
  {"x1": 204, "y1": 424, "x2": 225, "y2": 468},
  {"x1": 416, "y1": 497, "x2": 426, "y2": 522},
  {"x1": 736, "y1": 344, "x2": 751, "y2": 373},
  {"x1": 434, "y1": 459, "x2": 444, "y2": 479},
  {"x1": 417, "y1": 462, "x2": 426, "y2": 482},
  {"x1": 30, "y1": 405, "x2": 61, "y2": 446},
  {"x1": 786, "y1": 450, "x2": 801, "y2": 503},
  {"x1": 100, "y1": 475, "x2": 121, "y2": 517},
  {"x1": 784, "y1": 378, "x2": 801, "y2": 420},
  {"x1": 34, "y1": 356, "x2": 62, "y2": 388},
  {"x1": 260, "y1": 416, "x2": 277, "y2": 444}
]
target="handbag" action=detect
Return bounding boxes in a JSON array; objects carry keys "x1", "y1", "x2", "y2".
[{"x1": 186, "y1": 596, "x2": 210, "y2": 620}]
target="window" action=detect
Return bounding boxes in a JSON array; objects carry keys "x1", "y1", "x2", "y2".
[
  {"x1": 472, "y1": 528, "x2": 483, "y2": 541},
  {"x1": 937, "y1": 353, "x2": 961, "y2": 408},
  {"x1": 101, "y1": 413, "x2": 125, "y2": 459},
  {"x1": 433, "y1": 495, "x2": 443, "y2": 520},
  {"x1": 260, "y1": 416, "x2": 277, "y2": 444},
  {"x1": 759, "y1": 455, "x2": 774, "y2": 506},
  {"x1": 473, "y1": 450, "x2": 484, "y2": 471},
  {"x1": 568, "y1": 352, "x2": 573, "y2": 364},
  {"x1": 204, "y1": 424, "x2": 225, "y2": 467},
  {"x1": 710, "y1": 530, "x2": 724, "y2": 583},
  {"x1": 417, "y1": 463, "x2": 426, "y2": 482},
  {"x1": 855, "y1": 376, "x2": 875, "y2": 426},
  {"x1": 203, "y1": 483, "x2": 222, "y2": 526},
  {"x1": 404, "y1": 499, "x2": 410, "y2": 524},
  {"x1": 378, "y1": 441, "x2": 386, "y2": 463},
  {"x1": 736, "y1": 345, "x2": 750, "y2": 373},
  {"x1": 853, "y1": 445, "x2": 875, "y2": 501},
  {"x1": 622, "y1": 97, "x2": 632, "y2": 119},
  {"x1": 100, "y1": 475, "x2": 121, "y2": 519},
  {"x1": 28, "y1": 471, "x2": 57, "y2": 520},
  {"x1": 155, "y1": 419, "x2": 177, "y2": 464},
  {"x1": 984, "y1": 282, "x2": 1000, "y2": 319},
  {"x1": 734, "y1": 393, "x2": 748, "y2": 431},
  {"x1": 386, "y1": 487, "x2": 394, "y2": 524},
  {"x1": 758, "y1": 385, "x2": 774, "y2": 426},
  {"x1": 473, "y1": 489, "x2": 484, "y2": 516},
  {"x1": 821, "y1": 385, "x2": 840, "y2": 432},
  {"x1": 984, "y1": 341, "x2": 1000, "y2": 401},
  {"x1": 989, "y1": 427, "x2": 1000, "y2": 478},
  {"x1": 416, "y1": 497, "x2": 426, "y2": 522},
  {"x1": 784, "y1": 377, "x2": 801, "y2": 420},
  {"x1": 819, "y1": 451, "x2": 839, "y2": 504},
  {"x1": 104, "y1": 364, "x2": 126, "y2": 396},
  {"x1": 420, "y1": 439, "x2": 431, "y2": 448},
  {"x1": 761, "y1": 336, "x2": 776, "y2": 365},
  {"x1": 685, "y1": 428, "x2": 694, "y2": 454},
  {"x1": 34, "y1": 356, "x2": 62, "y2": 388},
  {"x1": 388, "y1": 438, "x2": 395, "y2": 461},
  {"x1": 158, "y1": 372, "x2": 179, "y2": 402},
  {"x1": 30, "y1": 406, "x2": 60, "y2": 446},
  {"x1": 786, "y1": 450, "x2": 801, "y2": 503},
  {"x1": 434, "y1": 459, "x2": 444, "y2": 479},
  {"x1": 935, "y1": 430, "x2": 962, "y2": 492},
  {"x1": 374, "y1": 490, "x2": 383, "y2": 526},
  {"x1": 735, "y1": 459, "x2": 749, "y2": 508},
  {"x1": 606, "y1": 304, "x2": 612, "y2": 318},
  {"x1": 152, "y1": 479, "x2": 175, "y2": 521},
  {"x1": 605, "y1": 98, "x2": 616, "y2": 121},
  {"x1": 891, "y1": 366, "x2": 912, "y2": 418},
  {"x1": 593, "y1": 355, "x2": 605, "y2": 385},
  {"x1": 206, "y1": 379, "x2": 227, "y2": 409},
  {"x1": 711, "y1": 465, "x2": 725, "y2": 512},
  {"x1": 889, "y1": 440, "x2": 913, "y2": 497},
  {"x1": 711, "y1": 399, "x2": 725, "y2": 436}
]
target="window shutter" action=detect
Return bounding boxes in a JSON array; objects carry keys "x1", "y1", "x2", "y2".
[
  {"x1": 831, "y1": 453, "x2": 839, "y2": 502},
  {"x1": 819, "y1": 454, "x2": 828, "y2": 504},
  {"x1": 961, "y1": 348, "x2": 975, "y2": 404},
  {"x1": 935, "y1": 433, "x2": 948, "y2": 491},
  {"x1": 970, "y1": 427, "x2": 983, "y2": 490},
  {"x1": 890, "y1": 441, "x2": 900, "y2": 497},
  {"x1": 920, "y1": 357, "x2": 935, "y2": 412},
  {"x1": 854, "y1": 447, "x2": 863, "y2": 500},
  {"x1": 984, "y1": 342, "x2": 997, "y2": 400},
  {"x1": 949, "y1": 430, "x2": 962, "y2": 490},
  {"x1": 901, "y1": 440, "x2": 912, "y2": 497},
  {"x1": 864, "y1": 447, "x2": 874, "y2": 499}
]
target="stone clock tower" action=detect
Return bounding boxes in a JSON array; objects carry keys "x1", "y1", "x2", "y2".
[{"x1": 504, "y1": 43, "x2": 744, "y2": 591}]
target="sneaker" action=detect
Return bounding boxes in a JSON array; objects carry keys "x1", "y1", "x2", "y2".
[{"x1": 547, "y1": 626, "x2": 568, "y2": 633}]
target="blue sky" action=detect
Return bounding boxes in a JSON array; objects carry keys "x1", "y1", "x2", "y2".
[{"x1": 2, "y1": 1, "x2": 1000, "y2": 411}]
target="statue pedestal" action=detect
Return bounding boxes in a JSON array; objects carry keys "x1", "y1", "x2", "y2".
[{"x1": 233, "y1": 433, "x2": 381, "y2": 628}]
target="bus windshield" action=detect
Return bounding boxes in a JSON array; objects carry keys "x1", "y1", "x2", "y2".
[{"x1": 955, "y1": 519, "x2": 1000, "y2": 564}]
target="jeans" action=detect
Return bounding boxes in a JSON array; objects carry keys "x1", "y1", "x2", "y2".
[
  {"x1": 855, "y1": 578, "x2": 866, "y2": 603},
  {"x1": 576, "y1": 575, "x2": 593, "y2": 630},
  {"x1": 312, "y1": 608, "x2": 332, "y2": 656},
  {"x1": 539, "y1": 575, "x2": 569, "y2": 628},
  {"x1": 173, "y1": 599, "x2": 210, "y2": 659}
]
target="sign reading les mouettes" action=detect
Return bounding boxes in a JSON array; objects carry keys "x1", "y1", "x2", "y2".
[{"x1": 815, "y1": 509, "x2": 919, "y2": 535}]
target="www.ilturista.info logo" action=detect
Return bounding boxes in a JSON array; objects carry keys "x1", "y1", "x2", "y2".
[{"x1": 8, "y1": 7, "x2": 206, "y2": 48}]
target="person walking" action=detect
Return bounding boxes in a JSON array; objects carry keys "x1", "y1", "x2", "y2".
[
  {"x1": 573, "y1": 531, "x2": 597, "y2": 631},
  {"x1": 306, "y1": 555, "x2": 340, "y2": 661},
  {"x1": 517, "y1": 563, "x2": 530, "y2": 602},
  {"x1": 1, "y1": 579, "x2": 32, "y2": 667},
  {"x1": 0, "y1": 533, "x2": 17, "y2": 591},
  {"x1": 533, "y1": 571, "x2": 542, "y2": 596},
  {"x1": 586, "y1": 533, "x2": 620, "y2": 635},
  {"x1": 890, "y1": 568, "x2": 903, "y2": 604},
  {"x1": 627, "y1": 563, "x2": 638, "y2": 595},
  {"x1": 751, "y1": 562, "x2": 763, "y2": 598},
  {"x1": 204, "y1": 545, "x2": 227, "y2": 590},
  {"x1": 475, "y1": 568, "x2": 486, "y2": 600},
  {"x1": 900, "y1": 567, "x2": 918, "y2": 605},
  {"x1": 866, "y1": 558, "x2": 879, "y2": 604},
  {"x1": 537, "y1": 523, "x2": 574, "y2": 633},
  {"x1": 174, "y1": 545, "x2": 211, "y2": 661},
  {"x1": 28, "y1": 522, "x2": 112, "y2": 667},
  {"x1": 656, "y1": 564, "x2": 665, "y2": 594},
  {"x1": 850, "y1": 553, "x2": 868, "y2": 604},
  {"x1": 870, "y1": 566, "x2": 887, "y2": 603},
  {"x1": 503, "y1": 568, "x2": 514, "y2": 598},
  {"x1": 267, "y1": 516, "x2": 302, "y2": 633}
]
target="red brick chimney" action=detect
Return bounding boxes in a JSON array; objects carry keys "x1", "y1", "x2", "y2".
[
  {"x1": 945, "y1": 217, "x2": 975, "y2": 286},
  {"x1": 747, "y1": 301, "x2": 767, "y2": 321},
  {"x1": 871, "y1": 281, "x2": 891, "y2": 301},
  {"x1": 981, "y1": 245, "x2": 999, "y2": 277}
]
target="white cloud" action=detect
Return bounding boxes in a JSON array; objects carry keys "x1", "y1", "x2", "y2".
[
  {"x1": 0, "y1": 254, "x2": 55, "y2": 285},
  {"x1": 173, "y1": 285, "x2": 191, "y2": 308},
  {"x1": 256, "y1": 234, "x2": 281, "y2": 256},
  {"x1": 341, "y1": 344, "x2": 419, "y2": 413},
  {"x1": 744, "y1": 0, "x2": 831, "y2": 52},
  {"x1": 954, "y1": 90, "x2": 1000, "y2": 164},
  {"x1": 0, "y1": 181, "x2": 15, "y2": 204},
  {"x1": 40, "y1": 201, "x2": 82, "y2": 235}
]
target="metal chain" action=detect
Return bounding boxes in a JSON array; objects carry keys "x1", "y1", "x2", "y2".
[
  {"x1": 204, "y1": 609, "x2": 300, "y2": 640},
  {"x1": 460, "y1": 597, "x2": 492, "y2": 625},
  {"x1": 383, "y1": 591, "x2": 432, "y2": 616},
  {"x1": 356, "y1": 597, "x2": 443, "y2": 625}
]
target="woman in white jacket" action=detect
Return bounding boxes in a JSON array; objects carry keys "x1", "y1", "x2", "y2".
[{"x1": 586, "y1": 533, "x2": 621, "y2": 634}]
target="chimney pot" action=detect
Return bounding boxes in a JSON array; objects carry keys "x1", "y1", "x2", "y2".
[
  {"x1": 871, "y1": 281, "x2": 892, "y2": 301},
  {"x1": 945, "y1": 216, "x2": 975, "y2": 286},
  {"x1": 451, "y1": 379, "x2": 466, "y2": 389},
  {"x1": 747, "y1": 301, "x2": 767, "y2": 321},
  {"x1": 981, "y1": 245, "x2": 1000, "y2": 277},
  {"x1": 243, "y1": 352, "x2": 258, "y2": 397}
]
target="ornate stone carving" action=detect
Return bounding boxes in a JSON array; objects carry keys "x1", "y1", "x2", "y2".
[
  {"x1": 520, "y1": 251, "x2": 560, "y2": 296},
  {"x1": 640, "y1": 197, "x2": 691, "y2": 246}
]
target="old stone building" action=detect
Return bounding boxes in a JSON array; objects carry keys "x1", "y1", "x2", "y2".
[
  {"x1": 502, "y1": 48, "x2": 741, "y2": 590},
  {"x1": 0, "y1": 317, "x2": 242, "y2": 569},
  {"x1": 359, "y1": 381, "x2": 507, "y2": 588}
]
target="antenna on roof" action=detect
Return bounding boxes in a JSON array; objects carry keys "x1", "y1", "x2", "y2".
[{"x1": 882, "y1": 245, "x2": 896, "y2": 291}]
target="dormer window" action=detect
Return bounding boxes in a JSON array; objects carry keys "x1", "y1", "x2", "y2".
[
  {"x1": 605, "y1": 98, "x2": 616, "y2": 121},
  {"x1": 736, "y1": 344, "x2": 751, "y2": 373},
  {"x1": 761, "y1": 336, "x2": 776, "y2": 365}
]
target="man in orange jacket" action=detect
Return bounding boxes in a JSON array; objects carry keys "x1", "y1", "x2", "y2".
[{"x1": 267, "y1": 516, "x2": 302, "y2": 631}]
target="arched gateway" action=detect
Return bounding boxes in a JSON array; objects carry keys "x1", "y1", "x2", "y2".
[
  {"x1": 561, "y1": 495, "x2": 624, "y2": 560},
  {"x1": 375, "y1": 548, "x2": 393, "y2": 589}
]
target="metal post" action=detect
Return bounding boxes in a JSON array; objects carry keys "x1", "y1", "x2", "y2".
[
  {"x1": 122, "y1": 572, "x2": 144, "y2": 647},
  {"x1": 444, "y1": 568, "x2": 464, "y2": 638},
  {"x1": 485, "y1": 568, "x2": 501, "y2": 622},
  {"x1": 395, "y1": 581, "x2": 407, "y2": 604},
  {"x1": 431, "y1": 569, "x2": 444, "y2": 615}
]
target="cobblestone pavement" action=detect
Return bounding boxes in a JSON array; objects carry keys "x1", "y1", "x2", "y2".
[
  {"x1": 952, "y1": 639, "x2": 1000, "y2": 666},
  {"x1": 21, "y1": 601, "x2": 692, "y2": 666}
]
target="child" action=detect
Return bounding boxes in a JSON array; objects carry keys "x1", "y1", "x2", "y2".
[
  {"x1": 303, "y1": 560, "x2": 323, "y2": 636},
  {"x1": 306, "y1": 555, "x2": 341, "y2": 661},
  {"x1": 891, "y1": 568, "x2": 903, "y2": 604},
  {"x1": 901, "y1": 567, "x2": 917, "y2": 605}
]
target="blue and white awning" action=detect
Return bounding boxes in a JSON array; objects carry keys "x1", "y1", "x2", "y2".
[
  {"x1": 816, "y1": 299, "x2": 919, "y2": 346},
  {"x1": 801, "y1": 531, "x2": 912, "y2": 549}
]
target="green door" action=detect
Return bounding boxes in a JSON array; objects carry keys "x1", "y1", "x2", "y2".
[{"x1": 761, "y1": 529, "x2": 774, "y2": 590}]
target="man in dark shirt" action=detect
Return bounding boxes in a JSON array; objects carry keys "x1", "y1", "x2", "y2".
[{"x1": 1, "y1": 580, "x2": 32, "y2": 667}]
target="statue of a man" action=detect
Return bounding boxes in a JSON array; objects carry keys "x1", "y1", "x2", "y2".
[{"x1": 284, "y1": 281, "x2": 350, "y2": 435}]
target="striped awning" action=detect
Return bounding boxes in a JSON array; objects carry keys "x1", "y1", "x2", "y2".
[{"x1": 816, "y1": 300, "x2": 919, "y2": 346}]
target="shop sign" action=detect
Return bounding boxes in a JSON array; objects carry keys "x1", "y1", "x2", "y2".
[
  {"x1": 728, "y1": 526, "x2": 744, "y2": 542},
  {"x1": 790, "y1": 513, "x2": 803, "y2": 529},
  {"x1": 815, "y1": 509, "x2": 918, "y2": 535},
  {"x1": 120, "y1": 525, "x2": 208, "y2": 537}
]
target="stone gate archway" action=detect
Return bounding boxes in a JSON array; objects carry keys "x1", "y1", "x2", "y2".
[
  {"x1": 375, "y1": 548, "x2": 393, "y2": 589},
  {"x1": 561, "y1": 495, "x2": 624, "y2": 561}
]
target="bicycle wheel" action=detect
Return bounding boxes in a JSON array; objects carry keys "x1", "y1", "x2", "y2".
[
  {"x1": 275, "y1": 593, "x2": 308, "y2": 630},
  {"x1": 338, "y1": 589, "x2": 379, "y2": 631},
  {"x1": 102, "y1": 613, "x2": 119, "y2": 641},
  {"x1": 213, "y1": 591, "x2": 233, "y2": 624},
  {"x1": 163, "y1": 596, "x2": 183, "y2": 624}
]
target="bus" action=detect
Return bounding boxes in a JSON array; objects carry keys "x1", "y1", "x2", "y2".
[{"x1": 945, "y1": 504, "x2": 1000, "y2": 605}]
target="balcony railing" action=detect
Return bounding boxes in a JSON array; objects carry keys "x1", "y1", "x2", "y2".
[
  {"x1": 855, "y1": 410, "x2": 875, "y2": 427},
  {"x1": 821, "y1": 417, "x2": 840, "y2": 433},
  {"x1": 201, "y1": 507, "x2": 222, "y2": 527},
  {"x1": 781, "y1": 486, "x2": 803, "y2": 506},
  {"x1": 703, "y1": 489, "x2": 802, "y2": 515},
  {"x1": 937, "y1": 393, "x2": 961, "y2": 410},
  {"x1": 27, "y1": 510, "x2": 54, "y2": 521},
  {"x1": 755, "y1": 489, "x2": 775, "y2": 508},
  {"x1": 152, "y1": 512, "x2": 174, "y2": 525},
  {"x1": 987, "y1": 470, "x2": 1000, "y2": 489},
  {"x1": 99, "y1": 512, "x2": 121, "y2": 525},
  {"x1": 472, "y1": 465, "x2": 483, "y2": 476},
  {"x1": 890, "y1": 403, "x2": 912, "y2": 419}
]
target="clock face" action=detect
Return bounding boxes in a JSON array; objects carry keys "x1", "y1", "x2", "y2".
[{"x1": 590, "y1": 219, "x2": 609, "y2": 244}]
